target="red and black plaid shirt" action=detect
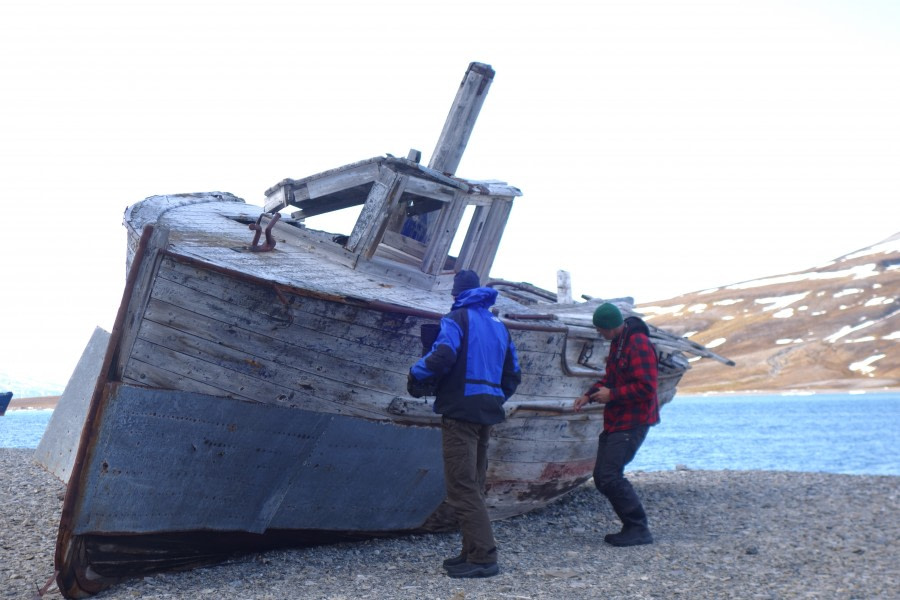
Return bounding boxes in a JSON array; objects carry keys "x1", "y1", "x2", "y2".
[{"x1": 588, "y1": 326, "x2": 659, "y2": 433}]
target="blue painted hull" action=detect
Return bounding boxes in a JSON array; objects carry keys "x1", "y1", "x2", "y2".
[{"x1": 76, "y1": 384, "x2": 445, "y2": 535}]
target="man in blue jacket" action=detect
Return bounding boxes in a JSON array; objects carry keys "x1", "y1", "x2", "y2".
[{"x1": 408, "y1": 270, "x2": 521, "y2": 579}]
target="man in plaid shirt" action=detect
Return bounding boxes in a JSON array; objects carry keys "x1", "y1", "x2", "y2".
[{"x1": 574, "y1": 302, "x2": 659, "y2": 546}]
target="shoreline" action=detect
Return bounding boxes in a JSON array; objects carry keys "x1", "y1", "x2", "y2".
[
  {"x1": 1, "y1": 448, "x2": 897, "y2": 599},
  {"x1": 4, "y1": 387, "x2": 899, "y2": 413},
  {"x1": 4, "y1": 396, "x2": 60, "y2": 411}
]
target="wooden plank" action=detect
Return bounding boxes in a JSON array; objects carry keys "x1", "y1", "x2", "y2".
[
  {"x1": 158, "y1": 256, "x2": 572, "y2": 369},
  {"x1": 429, "y1": 62, "x2": 495, "y2": 175},
  {"x1": 305, "y1": 161, "x2": 379, "y2": 198},
  {"x1": 141, "y1": 297, "x2": 414, "y2": 386},
  {"x1": 468, "y1": 197, "x2": 512, "y2": 278},
  {"x1": 264, "y1": 160, "x2": 379, "y2": 210},
  {"x1": 263, "y1": 184, "x2": 290, "y2": 213},
  {"x1": 133, "y1": 318, "x2": 400, "y2": 414},
  {"x1": 144, "y1": 199, "x2": 448, "y2": 309},
  {"x1": 160, "y1": 257, "x2": 419, "y2": 330},
  {"x1": 121, "y1": 357, "x2": 231, "y2": 397},
  {"x1": 466, "y1": 180, "x2": 522, "y2": 197},
  {"x1": 166, "y1": 257, "x2": 558, "y2": 359},
  {"x1": 488, "y1": 436, "x2": 595, "y2": 464},
  {"x1": 492, "y1": 413, "x2": 601, "y2": 442},
  {"x1": 124, "y1": 193, "x2": 245, "y2": 238},
  {"x1": 381, "y1": 230, "x2": 427, "y2": 260},
  {"x1": 421, "y1": 191, "x2": 469, "y2": 274},
  {"x1": 372, "y1": 243, "x2": 421, "y2": 267},
  {"x1": 363, "y1": 172, "x2": 410, "y2": 261},
  {"x1": 403, "y1": 176, "x2": 458, "y2": 202},
  {"x1": 154, "y1": 256, "x2": 583, "y2": 398},
  {"x1": 373, "y1": 230, "x2": 428, "y2": 266},
  {"x1": 557, "y1": 270, "x2": 573, "y2": 304},
  {"x1": 125, "y1": 335, "x2": 391, "y2": 421},
  {"x1": 151, "y1": 270, "x2": 423, "y2": 364},
  {"x1": 115, "y1": 226, "x2": 170, "y2": 379},
  {"x1": 250, "y1": 218, "x2": 360, "y2": 267},
  {"x1": 346, "y1": 169, "x2": 402, "y2": 254},
  {"x1": 453, "y1": 204, "x2": 488, "y2": 271},
  {"x1": 354, "y1": 257, "x2": 439, "y2": 290}
]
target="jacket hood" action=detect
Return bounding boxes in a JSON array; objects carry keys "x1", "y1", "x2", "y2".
[
  {"x1": 624, "y1": 315, "x2": 650, "y2": 337},
  {"x1": 451, "y1": 286, "x2": 499, "y2": 310}
]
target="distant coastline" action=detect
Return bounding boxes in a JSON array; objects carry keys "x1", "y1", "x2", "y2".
[
  {"x1": 5, "y1": 396, "x2": 60, "y2": 411},
  {"x1": 677, "y1": 386, "x2": 900, "y2": 397}
]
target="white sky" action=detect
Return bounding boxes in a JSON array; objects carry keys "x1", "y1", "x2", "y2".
[{"x1": 1, "y1": 0, "x2": 898, "y2": 388}]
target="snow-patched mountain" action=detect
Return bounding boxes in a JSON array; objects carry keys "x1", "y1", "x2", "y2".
[
  {"x1": 638, "y1": 233, "x2": 899, "y2": 394},
  {"x1": 0, "y1": 373, "x2": 64, "y2": 400}
]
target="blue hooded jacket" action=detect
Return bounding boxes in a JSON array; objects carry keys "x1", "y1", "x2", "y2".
[{"x1": 410, "y1": 287, "x2": 521, "y2": 425}]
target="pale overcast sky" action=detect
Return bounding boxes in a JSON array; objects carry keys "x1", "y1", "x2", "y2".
[{"x1": 1, "y1": 0, "x2": 898, "y2": 389}]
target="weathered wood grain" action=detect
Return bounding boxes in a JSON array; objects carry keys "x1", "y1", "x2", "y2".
[
  {"x1": 116, "y1": 226, "x2": 169, "y2": 377},
  {"x1": 428, "y1": 62, "x2": 494, "y2": 176},
  {"x1": 421, "y1": 189, "x2": 470, "y2": 274}
]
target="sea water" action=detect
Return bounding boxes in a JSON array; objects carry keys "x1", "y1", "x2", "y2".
[
  {"x1": 629, "y1": 392, "x2": 900, "y2": 476},
  {"x1": 0, "y1": 409, "x2": 54, "y2": 448},
  {"x1": 2, "y1": 393, "x2": 898, "y2": 475}
]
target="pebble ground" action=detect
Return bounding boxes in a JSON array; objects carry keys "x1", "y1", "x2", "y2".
[{"x1": 2, "y1": 449, "x2": 897, "y2": 599}]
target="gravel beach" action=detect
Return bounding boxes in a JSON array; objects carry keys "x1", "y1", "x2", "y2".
[{"x1": 2, "y1": 448, "x2": 897, "y2": 600}]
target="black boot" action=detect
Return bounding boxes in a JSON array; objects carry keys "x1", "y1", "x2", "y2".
[
  {"x1": 604, "y1": 505, "x2": 653, "y2": 546},
  {"x1": 446, "y1": 561, "x2": 499, "y2": 578},
  {"x1": 442, "y1": 552, "x2": 467, "y2": 569}
]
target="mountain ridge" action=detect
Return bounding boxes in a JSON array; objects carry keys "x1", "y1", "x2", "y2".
[
  {"x1": 638, "y1": 232, "x2": 900, "y2": 394},
  {"x1": 0, "y1": 374, "x2": 64, "y2": 400}
]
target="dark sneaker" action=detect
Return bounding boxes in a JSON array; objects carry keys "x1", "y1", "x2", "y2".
[
  {"x1": 446, "y1": 561, "x2": 499, "y2": 578},
  {"x1": 604, "y1": 528, "x2": 653, "y2": 547},
  {"x1": 442, "y1": 553, "x2": 468, "y2": 569}
]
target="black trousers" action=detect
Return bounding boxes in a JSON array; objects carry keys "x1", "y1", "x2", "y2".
[{"x1": 593, "y1": 425, "x2": 650, "y2": 520}]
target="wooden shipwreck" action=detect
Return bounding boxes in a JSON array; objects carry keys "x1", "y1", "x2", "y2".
[{"x1": 47, "y1": 62, "x2": 732, "y2": 598}]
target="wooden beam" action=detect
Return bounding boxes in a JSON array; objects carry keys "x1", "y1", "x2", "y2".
[
  {"x1": 115, "y1": 225, "x2": 170, "y2": 378},
  {"x1": 454, "y1": 204, "x2": 488, "y2": 270},
  {"x1": 428, "y1": 62, "x2": 495, "y2": 176},
  {"x1": 420, "y1": 191, "x2": 469, "y2": 274},
  {"x1": 264, "y1": 160, "x2": 379, "y2": 213},
  {"x1": 467, "y1": 197, "x2": 513, "y2": 278},
  {"x1": 403, "y1": 176, "x2": 458, "y2": 202},
  {"x1": 346, "y1": 167, "x2": 408, "y2": 256},
  {"x1": 380, "y1": 230, "x2": 427, "y2": 261}
]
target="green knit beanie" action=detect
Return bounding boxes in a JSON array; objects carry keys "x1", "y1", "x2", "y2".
[{"x1": 592, "y1": 302, "x2": 623, "y2": 329}]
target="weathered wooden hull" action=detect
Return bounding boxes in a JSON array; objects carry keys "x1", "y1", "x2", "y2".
[
  {"x1": 51, "y1": 61, "x2": 726, "y2": 596},
  {"x1": 54, "y1": 217, "x2": 684, "y2": 597}
]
